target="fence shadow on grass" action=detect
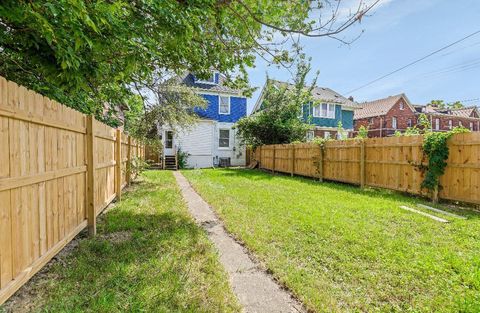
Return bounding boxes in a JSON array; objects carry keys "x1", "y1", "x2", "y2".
[
  {"x1": 4, "y1": 175, "x2": 235, "y2": 313},
  {"x1": 217, "y1": 168, "x2": 480, "y2": 220}
]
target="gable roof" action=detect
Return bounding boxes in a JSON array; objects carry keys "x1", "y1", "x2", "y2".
[
  {"x1": 252, "y1": 79, "x2": 358, "y2": 112},
  {"x1": 179, "y1": 72, "x2": 242, "y2": 95},
  {"x1": 354, "y1": 94, "x2": 414, "y2": 120},
  {"x1": 450, "y1": 106, "x2": 479, "y2": 118}
]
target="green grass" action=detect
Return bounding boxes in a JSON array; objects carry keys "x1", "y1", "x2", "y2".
[
  {"x1": 183, "y1": 168, "x2": 480, "y2": 313},
  {"x1": 2, "y1": 171, "x2": 239, "y2": 313}
]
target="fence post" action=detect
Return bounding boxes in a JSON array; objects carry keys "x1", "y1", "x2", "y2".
[
  {"x1": 258, "y1": 146, "x2": 262, "y2": 168},
  {"x1": 272, "y1": 145, "x2": 276, "y2": 174},
  {"x1": 115, "y1": 129, "x2": 122, "y2": 201},
  {"x1": 86, "y1": 115, "x2": 96, "y2": 236},
  {"x1": 291, "y1": 144, "x2": 295, "y2": 177},
  {"x1": 126, "y1": 136, "x2": 132, "y2": 186},
  {"x1": 318, "y1": 145, "x2": 323, "y2": 182},
  {"x1": 360, "y1": 140, "x2": 366, "y2": 188}
]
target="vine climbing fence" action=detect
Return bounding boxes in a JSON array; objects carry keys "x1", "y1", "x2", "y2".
[
  {"x1": 0, "y1": 76, "x2": 145, "y2": 304},
  {"x1": 251, "y1": 133, "x2": 480, "y2": 205}
]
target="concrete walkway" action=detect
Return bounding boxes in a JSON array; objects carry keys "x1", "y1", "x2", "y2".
[{"x1": 173, "y1": 172, "x2": 304, "y2": 313}]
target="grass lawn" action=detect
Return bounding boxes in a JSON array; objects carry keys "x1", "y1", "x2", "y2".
[
  {"x1": 183, "y1": 168, "x2": 480, "y2": 313},
  {"x1": 2, "y1": 171, "x2": 239, "y2": 313}
]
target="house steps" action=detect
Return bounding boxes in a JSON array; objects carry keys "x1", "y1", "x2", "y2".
[{"x1": 164, "y1": 155, "x2": 178, "y2": 170}]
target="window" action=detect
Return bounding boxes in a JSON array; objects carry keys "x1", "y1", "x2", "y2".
[
  {"x1": 195, "y1": 72, "x2": 216, "y2": 84},
  {"x1": 219, "y1": 96, "x2": 230, "y2": 114},
  {"x1": 313, "y1": 103, "x2": 335, "y2": 118},
  {"x1": 435, "y1": 118, "x2": 440, "y2": 130},
  {"x1": 165, "y1": 131, "x2": 173, "y2": 149},
  {"x1": 459, "y1": 121, "x2": 463, "y2": 127},
  {"x1": 324, "y1": 131, "x2": 331, "y2": 139},
  {"x1": 399, "y1": 102, "x2": 404, "y2": 110},
  {"x1": 306, "y1": 130, "x2": 314, "y2": 141},
  {"x1": 470, "y1": 122, "x2": 474, "y2": 130},
  {"x1": 219, "y1": 129, "x2": 230, "y2": 148},
  {"x1": 392, "y1": 117, "x2": 397, "y2": 129},
  {"x1": 407, "y1": 119, "x2": 412, "y2": 127},
  {"x1": 448, "y1": 120, "x2": 453, "y2": 130},
  {"x1": 369, "y1": 117, "x2": 374, "y2": 124}
]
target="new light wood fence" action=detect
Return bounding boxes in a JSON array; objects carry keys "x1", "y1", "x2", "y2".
[
  {"x1": 0, "y1": 77, "x2": 145, "y2": 304},
  {"x1": 253, "y1": 133, "x2": 480, "y2": 205}
]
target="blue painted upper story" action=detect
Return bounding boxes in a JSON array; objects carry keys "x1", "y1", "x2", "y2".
[
  {"x1": 194, "y1": 94, "x2": 247, "y2": 123},
  {"x1": 180, "y1": 72, "x2": 247, "y2": 123},
  {"x1": 302, "y1": 103, "x2": 354, "y2": 129}
]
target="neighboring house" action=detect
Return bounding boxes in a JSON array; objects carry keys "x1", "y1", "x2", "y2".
[
  {"x1": 414, "y1": 105, "x2": 480, "y2": 132},
  {"x1": 354, "y1": 93, "x2": 480, "y2": 137},
  {"x1": 161, "y1": 72, "x2": 247, "y2": 168},
  {"x1": 252, "y1": 80, "x2": 358, "y2": 139},
  {"x1": 354, "y1": 94, "x2": 417, "y2": 137}
]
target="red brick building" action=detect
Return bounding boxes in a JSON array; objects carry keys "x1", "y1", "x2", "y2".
[
  {"x1": 353, "y1": 94, "x2": 417, "y2": 137},
  {"x1": 414, "y1": 105, "x2": 480, "y2": 132},
  {"x1": 353, "y1": 94, "x2": 480, "y2": 137}
]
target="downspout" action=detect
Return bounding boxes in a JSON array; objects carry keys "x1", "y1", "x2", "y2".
[{"x1": 380, "y1": 116, "x2": 383, "y2": 137}]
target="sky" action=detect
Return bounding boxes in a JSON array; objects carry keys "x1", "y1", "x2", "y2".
[{"x1": 245, "y1": 0, "x2": 480, "y2": 114}]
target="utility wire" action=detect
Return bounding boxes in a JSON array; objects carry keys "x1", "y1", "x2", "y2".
[{"x1": 345, "y1": 30, "x2": 480, "y2": 94}]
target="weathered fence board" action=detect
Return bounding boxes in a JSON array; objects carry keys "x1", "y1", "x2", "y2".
[
  {"x1": 252, "y1": 133, "x2": 480, "y2": 205},
  {"x1": 0, "y1": 76, "x2": 145, "y2": 304}
]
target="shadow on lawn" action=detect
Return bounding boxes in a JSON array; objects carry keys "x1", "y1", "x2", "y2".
[
  {"x1": 5, "y1": 177, "x2": 228, "y2": 312},
  {"x1": 214, "y1": 168, "x2": 480, "y2": 219}
]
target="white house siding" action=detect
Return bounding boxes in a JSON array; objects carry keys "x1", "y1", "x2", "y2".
[
  {"x1": 176, "y1": 120, "x2": 214, "y2": 168},
  {"x1": 213, "y1": 122, "x2": 246, "y2": 167},
  {"x1": 164, "y1": 119, "x2": 246, "y2": 169}
]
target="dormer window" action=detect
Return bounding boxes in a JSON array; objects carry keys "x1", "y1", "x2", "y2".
[{"x1": 195, "y1": 72, "x2": 217, "y2": 84}]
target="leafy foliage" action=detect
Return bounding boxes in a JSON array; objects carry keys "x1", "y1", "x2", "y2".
[
  {"x1": 421, "y1": 126, "x2": 470, "y2": 192},
  {"x1": 176, "y1": 148, "x2": 190, "y2": 169},
  {"x1": 235, "y1": 58, "x2": 315, "y2": 147},
  {"x1": 356, "y1": 125, "x2": 369, "y2": 139},
  {"x1": 429, "y1": 100, "x2": 464, "y2": 110},
  {"x1": 0, "y1": 1, "x2": 376, "y2": 128}
]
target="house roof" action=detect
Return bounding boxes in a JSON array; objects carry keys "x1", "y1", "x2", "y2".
[
  {"x1": 450, "y1": 106, "x2": 479, "y2": 118},
  {"x1": 252, "y1": 79, "x2": 358, "y2": 112},
  {"x1": 179, "y1": 72, "x2": 242, "y2": 95},
  {"x1": 354, "y1": 94, "x2": 414, "y2": 119}
]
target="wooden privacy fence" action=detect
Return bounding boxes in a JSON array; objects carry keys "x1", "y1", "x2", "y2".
[
  {"x1": 253, "y1": 132, "x2": 480, "y2": 205},
  {"x1": 0, "y1": 77, "x2": 145, "y2": 304}
]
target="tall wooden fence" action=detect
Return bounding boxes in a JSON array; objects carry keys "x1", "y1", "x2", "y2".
[
  {"x1": 253, "y1": 133, "x2": 480, "y2": 205},
  {"x1": 0, "y1": 77, "x2": 144, "y2": 304}
]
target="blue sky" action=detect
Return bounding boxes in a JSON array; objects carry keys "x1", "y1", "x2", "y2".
[{"x1": 246, "y1": 0, "x2": 480, "y2": 114}]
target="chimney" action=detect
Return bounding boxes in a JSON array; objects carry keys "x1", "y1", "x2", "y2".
[{"x1": 348, "y1": 96, "x2": 354, "y2": 101}]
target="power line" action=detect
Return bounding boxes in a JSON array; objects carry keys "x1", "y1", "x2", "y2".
[{"x1": 345, "y1": 30, "x2": 480, "y2": 94}]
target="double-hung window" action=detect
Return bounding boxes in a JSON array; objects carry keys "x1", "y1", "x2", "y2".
[
  {"x1": 313, "y1": 103, "x2": 335, "y2": 119},
  {"x1": 448, "y1": 120, "x2": 453, "y2": 129},
  {"x1": 219, "y1": 96, "x2": 230, "y2": 114},
  {"x1": 219, "y1": 129, "x2": 230, "y2": 148},
  {"x1": 392, "y1": 117, "x2": 397, "y2": 129},
  {"x1": 435, "y1": 118, "x2": 440, "y2": 130}
]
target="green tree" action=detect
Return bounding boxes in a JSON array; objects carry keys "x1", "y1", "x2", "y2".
[
  {"x1": 0, "y1": 1, "x2": 380, "y2": 127},
  {"x1": 429, "y1": 100, "x2": 464, "y2": 110},
  {"x1": 356, "y1": 125, "x2": 369, "y2": 139},
  {"x1": 236, "y1": 58, "x2": 316, "y2": 147}
]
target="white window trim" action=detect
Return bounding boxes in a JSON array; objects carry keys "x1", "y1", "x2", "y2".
[
  {"x1": 392, "y1": 117, "x2": 397, "y2": 129},
  {"x1": 435, "y1": 118, "x2": 440, "y2": 130},
  {"x1": 218, "y1": 128, "x2": 230, "y2": 149},
  {"x1": 219, "y1": 96, "x2": 231, "y2": 115},
  {"x1": 312, "y1": 103, "x2": 336, "y2": 119},
  {"x1": 195, "y1": 72, "x2": 217, "y2": 85},
  {"x1": 399, "y1": 102, "x2": 405, "y2": 110}
]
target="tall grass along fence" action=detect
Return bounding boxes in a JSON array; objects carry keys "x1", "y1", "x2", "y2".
[
  {"x1": 0, "y1": 77, "x2": 145, "y2": 304},
  {"x1": 251, "y1": 133, "x2": 480, "y2": 205}
]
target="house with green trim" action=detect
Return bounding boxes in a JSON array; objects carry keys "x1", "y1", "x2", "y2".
[{"x1": 252, "y1": 80, "x2": 358, "y2": 139}]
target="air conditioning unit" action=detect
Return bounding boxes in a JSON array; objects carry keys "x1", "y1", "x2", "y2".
[{"x1": 218, "y1": 157, "x2": 231, "y2": 167}]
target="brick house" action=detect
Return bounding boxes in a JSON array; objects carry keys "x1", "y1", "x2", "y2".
[
  {"x1": 353, "y1": 94, "x2": 417, "y2": 137},
  {"x1": 414, "y1": 105, "x2": 480, "y2": 132}
]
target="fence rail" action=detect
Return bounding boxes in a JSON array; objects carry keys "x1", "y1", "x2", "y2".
[
  {"x1": 0, "y1": 76, "x2": 144, "y2": 304},
  {"x1": 252, "y1": 133, "x2": 480, "y2": 205}
]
